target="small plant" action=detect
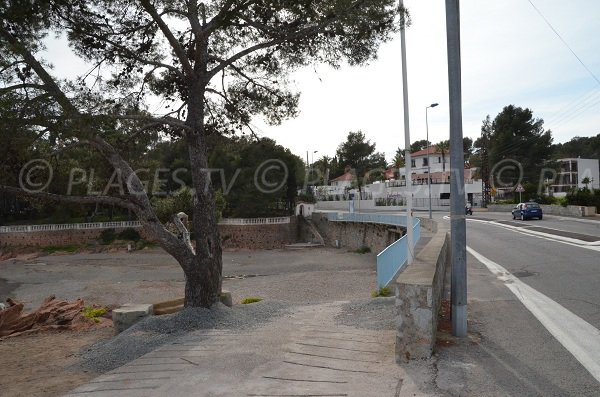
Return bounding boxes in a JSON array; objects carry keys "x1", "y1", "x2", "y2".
[
  {"x1": 371, "y1": 286, "x2": 393, "y2": 298},
  {"x1": 82, "y1": 306, "x2": 107, "y2": 323},
  {"x1": 135, "y1": 240, "x2": 158, "y2": 250},
  {"x1": 100, "y1": 228, "x2": 116, "y2": 245},
  {"x1": 42, "y1": 245, "x2": 79, "y2": 254},
  {"x1": 240, "y1": 297, "x2": 263, "y2": 304},
  {"x1": 117, "y1": 228, "x2": 141, "y2": 242},
  {"x1": 354, "y1": 246, "x2": 371, "y2": 254}
]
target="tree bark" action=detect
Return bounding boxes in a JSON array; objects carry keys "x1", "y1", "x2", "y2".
[{"x1": 184, "y1": 255, "x2": 222, "y2": 308}]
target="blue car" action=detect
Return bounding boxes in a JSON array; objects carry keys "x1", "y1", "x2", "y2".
[{"x1": 512, "y1": 202, "x2": 543, "y2": 220}]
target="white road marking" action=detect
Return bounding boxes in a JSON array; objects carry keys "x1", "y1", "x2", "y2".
[
  {"x1": 466, "y1": 218, "x2": 600, "y2": 251},
  {"x1": 467, "y1": 246, "x2": 600, "y2": 384}
]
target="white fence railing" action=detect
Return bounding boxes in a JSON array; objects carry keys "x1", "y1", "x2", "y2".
[
  {"x1": 219, "y1": 217, "x2": 291, "y2": 225},
  {"x1": 0, "y1": 221, "x2": 142, "y2": 234},
  {"x1": 0, "y1": 217, "x2": 292, "y2": 233}
]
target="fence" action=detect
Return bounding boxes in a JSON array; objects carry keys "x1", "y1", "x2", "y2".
[
  {"x1": 326, "y1": 212, "x2": 421, "y2": 288},
  {"x1": 218, "y1": 217, "x2": 291, "y2": 225},
  {"x1": 0, "y1": 217, "x2": 293, "y2": 233},
  {"x1": 0, "y1": 221, "x2": 142, "y2": 233}
]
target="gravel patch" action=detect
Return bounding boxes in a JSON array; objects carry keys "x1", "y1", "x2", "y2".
[
  {"x1": 78, "y1": 300, "x2": 291, "y2": 373},
  {"x1": 334, "y1": 297, "x2": 396, "y2": 330}
]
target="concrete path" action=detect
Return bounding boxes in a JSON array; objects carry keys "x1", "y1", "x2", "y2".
[{"x1": 65, "y1": 302, "x2": 429, "y2": 397}]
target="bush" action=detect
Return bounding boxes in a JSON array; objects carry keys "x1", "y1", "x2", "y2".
[
  {"x1": 43, "y1": 245, "x2": 79, "y2": 254},
  {"x1": 240, "y1": 297, "x2": 263, "y2": 304},
  {"x1": 117, "y1": 228, "x2": 141, "y2": 241},
  {"x1": 297, "y1": 192, "x2": 316, "y2": 204},
  {"x1": 99, "y1": 228, "x2": 116, "y2": 245},
  {"x1": 371, "y1": 286, "x2": 393, "y2": 298},
  {"x1": 354, "y1": 246, "x2": 371, "y2": 254},
  {"x1": 82, "y1": 306, "x2": 107, "y2": 323},
  {"x1": 565, "y1": 188, "x2": 598, "y2": 207}
]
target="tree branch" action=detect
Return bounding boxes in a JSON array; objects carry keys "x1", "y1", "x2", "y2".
[
  {"x1": 140, "y1": 0, "x2": 194, "y2": 78},
  {"x1": 0, "y1": 27, "x2": 79, "y2": 115},
  {"x1": 0, "y1": 83, "x2": 47, "y2": 95},
  {"x1": 0, "y1": 185, "x2": 140, "y2": 211}
]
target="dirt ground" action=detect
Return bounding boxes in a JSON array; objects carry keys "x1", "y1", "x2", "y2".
[
  {"x1": 0, "y1": 328, "x2": 114, "y2": 397},
  {"x1": 0, "y1": 246, "x2": 376, "y2": 396}
]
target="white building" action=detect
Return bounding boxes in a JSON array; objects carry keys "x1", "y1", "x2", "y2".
[
  {"x1": 365, "y1": 147, "x2": 482, "y2": 207},
  {"x1": 550, "y1": 158, "x2": 600, "y2": 196}
]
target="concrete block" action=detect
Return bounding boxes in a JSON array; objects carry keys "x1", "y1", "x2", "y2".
[
  {"x1": 220, "y1": 290, "x2": 233, "y2": 307},
  {"x1": 112, "y1": 303, "x2": 153, "y2": 333}
]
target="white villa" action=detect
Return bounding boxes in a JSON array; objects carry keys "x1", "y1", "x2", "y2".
[{"x1": 316, "y1": 146, "x2": 484, "y2": 208}]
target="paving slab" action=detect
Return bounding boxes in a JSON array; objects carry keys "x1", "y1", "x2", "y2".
[{"x1": 65, "y1": 302, "x2": 432, "y2": 396}]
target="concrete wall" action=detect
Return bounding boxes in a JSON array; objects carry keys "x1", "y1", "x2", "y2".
[
  {"x1": 219, "y1": 217, "x2": 298, "y2": 249},
  {"x1": 487, "y1": 204, "x2": 596, "y2": 217},
  {"x1": 310, "y1": 212, "x2": 404, "y2": 252},
  {"x1": 1, "y1": 217, "x2": 300, "y2": 250},
  {"x1": 395, "y1": 229, "x2": 450, "y2": 361}
]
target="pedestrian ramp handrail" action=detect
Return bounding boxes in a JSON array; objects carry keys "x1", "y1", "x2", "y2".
[
  {"x1": 376, "y1": 219, "x2": 420, "y2": 288},
  {"x1": 325, "y1": 212, "x2": 421, "y2": 288}
]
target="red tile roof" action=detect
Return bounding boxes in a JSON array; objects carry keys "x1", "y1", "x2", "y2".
[
  {"x1": 411, "y1": 146, "x2": 443, "y2": 157},
  {"x1": 331, "y1": 172, "x2": 354, "y2": 182}
]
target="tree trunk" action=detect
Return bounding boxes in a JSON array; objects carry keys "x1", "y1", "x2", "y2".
[
  {"x1": 184, "y1": 77, "x2": 223, "y2": 308},
  {"x1": 184, "y1": 256, "x2": 222, "y2": 307}
]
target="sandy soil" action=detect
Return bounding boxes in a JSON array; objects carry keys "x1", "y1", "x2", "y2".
[
  {"x1": 0, "y1": 328, "x2": 114, "y2": 397},
  {"x1": 0, "y1": 246, "x2": 375, "y2": 396}
]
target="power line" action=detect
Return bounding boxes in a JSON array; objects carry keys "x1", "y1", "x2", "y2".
[{"x1": 527, "y1": 0, "x2": 600, "y2": 87}]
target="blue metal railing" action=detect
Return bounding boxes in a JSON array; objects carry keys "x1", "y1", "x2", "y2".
[
  {"x1": 326, "y1": 212, "x2": 421, "y2": 288},
  {"x1": 376, "y1": 219, "x2": 420, "y2": 288},
  {"x1": 326, "y1": 212, "x2": 419, "y2": 228}
]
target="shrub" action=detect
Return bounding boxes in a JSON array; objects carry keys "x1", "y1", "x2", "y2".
[
  {"x1": 99, "y1": 228, "x2": 116, "y2": 245},
  {"x1": 117, "y1": 228, "x2": 141, "y2": 241},
  {"x1": 82, "y1": 306, "x2": 107, "y2": 323},
  {"x1": 43, "y1": 245, "x2": 79, "y2": 254},
  {"x1": 354, "y1": 246, "x2": 371, "y2": 254},
  {"x1": 240, "y1": 297, "x2": 263, "y2": 304},
  {"x1": 371, "y1": 286, "x2": 393, "y2": 297}
]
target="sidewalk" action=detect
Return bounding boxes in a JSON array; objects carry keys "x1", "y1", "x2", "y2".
[{"x1": 65, "y1": 302, "x2": 432, "y2": 397}]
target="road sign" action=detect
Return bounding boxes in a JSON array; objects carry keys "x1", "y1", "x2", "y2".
[{"x1": 515, "y1": 184, "x2": 525, "y2": 193}]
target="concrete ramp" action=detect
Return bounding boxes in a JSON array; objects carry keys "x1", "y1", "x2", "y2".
[{"x1": 65, "y1": 302, "x2": 430, "y2": 396}]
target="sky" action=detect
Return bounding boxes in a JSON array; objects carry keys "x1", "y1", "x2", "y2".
[
  {"x1": 253, "y1": 0, "x2": 600, "y2": 163},
  {"x1": 42, "y1": 0, "x2": 600, "y2": 164}
]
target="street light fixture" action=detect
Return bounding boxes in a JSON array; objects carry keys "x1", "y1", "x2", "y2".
[{"x1": 426, "y1": 103, "x2": 439, "y2": 219}]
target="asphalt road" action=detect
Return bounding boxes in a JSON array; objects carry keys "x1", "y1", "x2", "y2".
[{"x1": 435, "y1": 211, "x2": 600, "y2": 396}]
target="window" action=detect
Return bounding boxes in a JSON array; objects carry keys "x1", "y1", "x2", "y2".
[
  {"x1": 438, "y1": 157, "x2": 442, "y2": 163},
  {"x1": 422, "y1": 158, "x2": 428, "y2": 166},
  {"x1": 411, "y1": 159, "x2": 415, "y2": 167}
]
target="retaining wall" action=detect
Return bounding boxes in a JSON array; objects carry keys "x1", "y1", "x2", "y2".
[
  {"x1": 0, "y1": 217, "x2": 299, "y2": 250},
  {"x1": 310, "y1": 212, "x2": 404, "y2": 252},
  {"x1": 0, "y1": 226, "x2": 154, "y2": 247},
  {"x1": 395, "y1": 227, "x2": 450, "y2": 362},
  {"x1": 219, "y1": 217, "x2": 298, "y2": 249}
]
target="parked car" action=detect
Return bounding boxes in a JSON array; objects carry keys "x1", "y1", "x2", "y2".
[{"x1": 512, "y1": 202, "x2": 543, "y2": 220}]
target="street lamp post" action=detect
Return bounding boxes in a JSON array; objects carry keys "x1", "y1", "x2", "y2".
[{"x1": 426, "y1": 103, "x2": 439, "y2": 219}]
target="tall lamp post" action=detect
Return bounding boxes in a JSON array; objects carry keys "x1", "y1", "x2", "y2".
[{"x1": 426, "y1": 103, "x2": 439, "y2": 219}]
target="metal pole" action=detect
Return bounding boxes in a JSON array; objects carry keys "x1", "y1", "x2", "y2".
[
  {"x1": 399, "y1": 0, "x2": 413, "y2": 265},
  {"x1": 445, "y1": 0, "x2": 467, "y2": 337},
  {"x1": 426, "y1": 107, "x2": 432, "y2": 219}
]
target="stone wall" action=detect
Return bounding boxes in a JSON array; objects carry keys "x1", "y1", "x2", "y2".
[
  {"x1": 487, "y1": 204, "x2": 596, "y2": 217},
  {"x1": 0, "y1": 226, "x2": 152, "y2": 247},
  {"x1": 0, "y1": 217, "x2": 299, "y2": 250},
  {"x1": 395, "y1": 228, "x2": 450, "y2": 362},
  {"x1": 310, "y1": 212, "x2": 404, "y2": 253},
  {"x1": 219, "y1": 217, "x2": 298, "y2": 249}
]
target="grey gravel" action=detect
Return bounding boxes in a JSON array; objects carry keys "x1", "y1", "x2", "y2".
[
  {"x1": 78, "y1": 300, "x2": 291, "y2": 373},
  {"x1": 334, "y1": 297, "x2": 396, "y2": 330}
]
